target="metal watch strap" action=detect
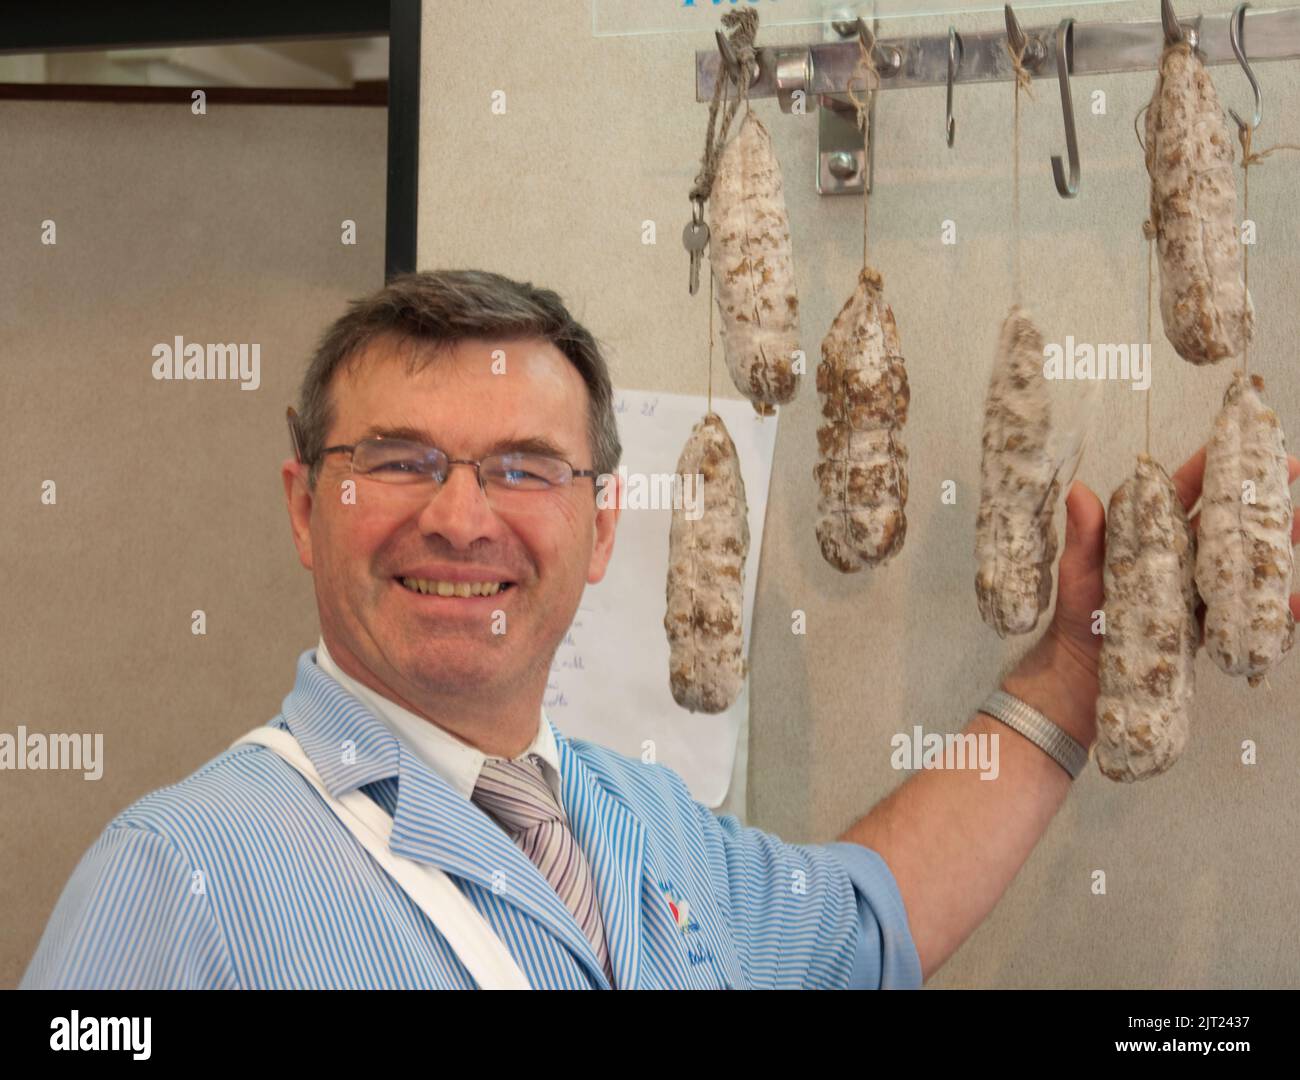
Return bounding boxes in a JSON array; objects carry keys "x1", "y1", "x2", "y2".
[{"x1": 979, "y1": 689, "x2": 1090, "y2": 780}]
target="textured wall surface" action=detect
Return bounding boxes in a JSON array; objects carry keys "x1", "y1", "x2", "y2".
[{"x1": 1, "y1": 100, "x2": 385, "y2": 987}]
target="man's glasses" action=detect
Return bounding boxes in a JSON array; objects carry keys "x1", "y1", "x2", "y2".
[{"x1": 288, "y1": 407, "x2": 598, "y2": 514}]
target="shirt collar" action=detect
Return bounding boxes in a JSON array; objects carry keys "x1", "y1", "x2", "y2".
[{"x1": 312, "y1": 636, "x2": 563, "y2": 805}]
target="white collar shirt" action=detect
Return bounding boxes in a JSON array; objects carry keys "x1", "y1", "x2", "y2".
[{"x1": 313, "y1": 636, "x2": 564, "y2": 807}]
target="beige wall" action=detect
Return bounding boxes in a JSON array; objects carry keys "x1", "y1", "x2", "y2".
[
  {"x1": 1, "y1": 99, "x2": 386, "y2": 987},
  {"x1": 416, "y1": 1, "x2": 1299, "y2": 987}
]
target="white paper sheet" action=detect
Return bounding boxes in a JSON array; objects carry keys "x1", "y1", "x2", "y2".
[{"x1": 543, "y1": 388, "x2": 780, "y2": 808}]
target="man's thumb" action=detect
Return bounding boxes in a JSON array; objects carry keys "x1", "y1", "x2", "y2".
[{"x1": 1061, "y1": 481, "x2": 1106, "y2": 571}]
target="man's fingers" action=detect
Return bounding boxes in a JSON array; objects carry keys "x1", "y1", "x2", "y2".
[
  {"x1": 1170, "y1": 445, "x2": 1207, "y2": 513},
  {"x1": 1291, "y1": 594, "x2": 1300, "y2": 623},
  {"x1": 1053, "y1": 481, "x2": 1108, "y2": 644},
  {"x1": 1290, "y1": 455, "x2": 1300, "y2": 486}
]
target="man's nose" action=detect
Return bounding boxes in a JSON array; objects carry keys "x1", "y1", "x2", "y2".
[{"x1": 415, "y1": 462, "x2": 497, "y2": 546}]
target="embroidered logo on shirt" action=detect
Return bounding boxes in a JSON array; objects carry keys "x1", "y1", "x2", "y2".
[{"x1": 659, "y1": 880, "x2": 714, "y2": 968}]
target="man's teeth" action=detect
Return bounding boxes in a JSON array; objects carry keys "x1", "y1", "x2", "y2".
[{"x1": 399, "y1": 577, "x2": 509, "y2": 598}]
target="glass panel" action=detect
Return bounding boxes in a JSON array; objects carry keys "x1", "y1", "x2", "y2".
[{"x1": 593, "y1": 0, "x2": 1140, "y2": 38}]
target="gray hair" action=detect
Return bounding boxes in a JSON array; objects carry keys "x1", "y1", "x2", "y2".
[{"x1": 294, "y1": 269, "x2": 622, "y2": 496}]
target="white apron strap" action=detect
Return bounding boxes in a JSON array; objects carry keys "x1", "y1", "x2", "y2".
[{"x1": 231, "y1": 725, "x2": 532, "y2": 990}]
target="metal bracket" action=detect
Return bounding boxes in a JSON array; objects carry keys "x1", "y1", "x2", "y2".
[
  {"x1": 819, "y1": 88, "x2": 874, "y2": 195},
  {"x1": 764, "y1": 38, "x2": 874, "y2": 196},
  {"x1": 816, "y1": 16, "x2": 901, "y2": 196}
]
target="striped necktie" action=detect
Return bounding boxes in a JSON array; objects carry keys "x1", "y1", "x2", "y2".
[{"x1": 472, "y1": 754, "x2": 615, "y2": 986}]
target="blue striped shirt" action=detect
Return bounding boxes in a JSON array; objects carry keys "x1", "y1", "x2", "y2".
[{"x1": 21, "y1": 649, "x2": 921, "y2": 989}]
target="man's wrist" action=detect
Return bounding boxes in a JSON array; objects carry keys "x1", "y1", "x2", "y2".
[{"x1": 998, "y1": 625, "x2": 1099, "y2": 749}]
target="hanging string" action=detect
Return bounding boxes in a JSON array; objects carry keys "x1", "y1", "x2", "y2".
[
  {"x1": 688, "y1": 9, "x2": 759, "y2": 207},
  {"x1": 1006, "y1": 39, "x2": 1035, "y2": 308},
  {"x1": 708, "y1": 254, "x2": 715, "y2": 416},
  {"x1": 1142, "y1": 221, "x2": 1155, "y2": 457},
  {"x1": 1236, "y1": 123, "x2": 1300, "y2": 166},
  {"x1": 705, "y1": 69, "x2": 733, "y2": 416},
  {"x1": 1233, "y1": 124, "x2": 1300, "y2": 375},
  {"x1": 846, "y1": 31, "x2": 882, "y2": 268},
  {"x1": 1136, "y1": 101, "x2": 1158, "y2": 460},
  {"x1": 1241, "y1": 140, "x2": 1251, "y2": 375}
]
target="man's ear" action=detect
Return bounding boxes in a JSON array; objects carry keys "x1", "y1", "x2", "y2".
[
  {"x1": 587, "y1": 473, "x2": 620, "y2": 585},
  {"x1": 282, "y1": 457, "x2": 315, "y2": 570}
]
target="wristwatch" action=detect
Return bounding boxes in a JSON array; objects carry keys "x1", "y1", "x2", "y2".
[{"x1": 978, "y1": 689, "x2": 1090, "y2": 780}]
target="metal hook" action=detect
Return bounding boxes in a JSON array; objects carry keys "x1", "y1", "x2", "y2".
[
  {"x1": 852, "y1": 16, "x2": 902, "y2": 78},
  {"x1": 946, "y1": 27, "x2": 962, "y2": 147},
  {"x1": 855, "y1": 17, "x2": 875, "y2": 56},
  {"x1": 1004, "y1": 6, "x2": 1046, "y2": 72},
  {"x1": 715, "y1": 28, "x2": 759, "y2": 90},
  {"x1": 1228, "y1": 3, "x2": 1262, "y2": 134},
  {"x1": 1050, "y1": 19, "x2": 1080, "y2": 197},
  {"x1": 1005, "y1": 5, "x2": 1026, "y2": 54},
  {"x1": 1161, "y1": 0, "x2": 1185, "y2": 45}
]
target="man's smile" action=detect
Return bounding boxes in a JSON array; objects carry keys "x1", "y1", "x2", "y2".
[
  {"x1": 393, "y1": 573, "x2": 519, "y2": 611},
  {"x1": 397, "y1": 576, "x2": 515, "y2": 597}
]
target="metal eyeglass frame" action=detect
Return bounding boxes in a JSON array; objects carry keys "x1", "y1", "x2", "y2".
[{"x1": 286, "y1": 405, "x2": 598, "y2": 493}]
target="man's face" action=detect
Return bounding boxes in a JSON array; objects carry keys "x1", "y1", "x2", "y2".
[{"x1": 283, "y1": 334, "x2": 619, "y2": 714}]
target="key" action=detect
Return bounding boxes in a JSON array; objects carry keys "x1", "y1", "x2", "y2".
[{"x1": 682, "y1": 210, "x2": 709, "y2": 296}]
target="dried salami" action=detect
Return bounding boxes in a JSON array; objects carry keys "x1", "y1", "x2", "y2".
[
  {"x1": 975, "y1": 307, "x2": 1060, "y2": 636},
  {"x1": 1095, "y1": 454, "x2": 1199, "y2": 781},
  {"x1": 1145, "y1": 39, "x2": 1253, "y2": 365},
  {"x1": 708, "y1": 110, "x2": 801, "y2": 416},
  {"x1": 1196, "y1": 372, "x2": 1295, "y2": 685},
  {"x1": 814, "y1": 266, "x2": 909, "y2": 571},
  {"x1": 664, "y1": 413, "x2": 750, "y2": 712}
]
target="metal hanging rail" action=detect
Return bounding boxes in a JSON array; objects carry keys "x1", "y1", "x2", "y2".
[
  {"x1": 693, "y1": 3, "x2": 1290, "y2": 197},
  {"x1": 693, "y1": 5, "x2": 1299, "y2": 98}
]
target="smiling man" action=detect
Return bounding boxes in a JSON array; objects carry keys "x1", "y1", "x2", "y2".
[
  {"x1": 292, "y1": 327, "x2": 611, "y2": 762},
  {"x1": 22, "y1": 270, "x2": 1300, "y2": 991}
]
